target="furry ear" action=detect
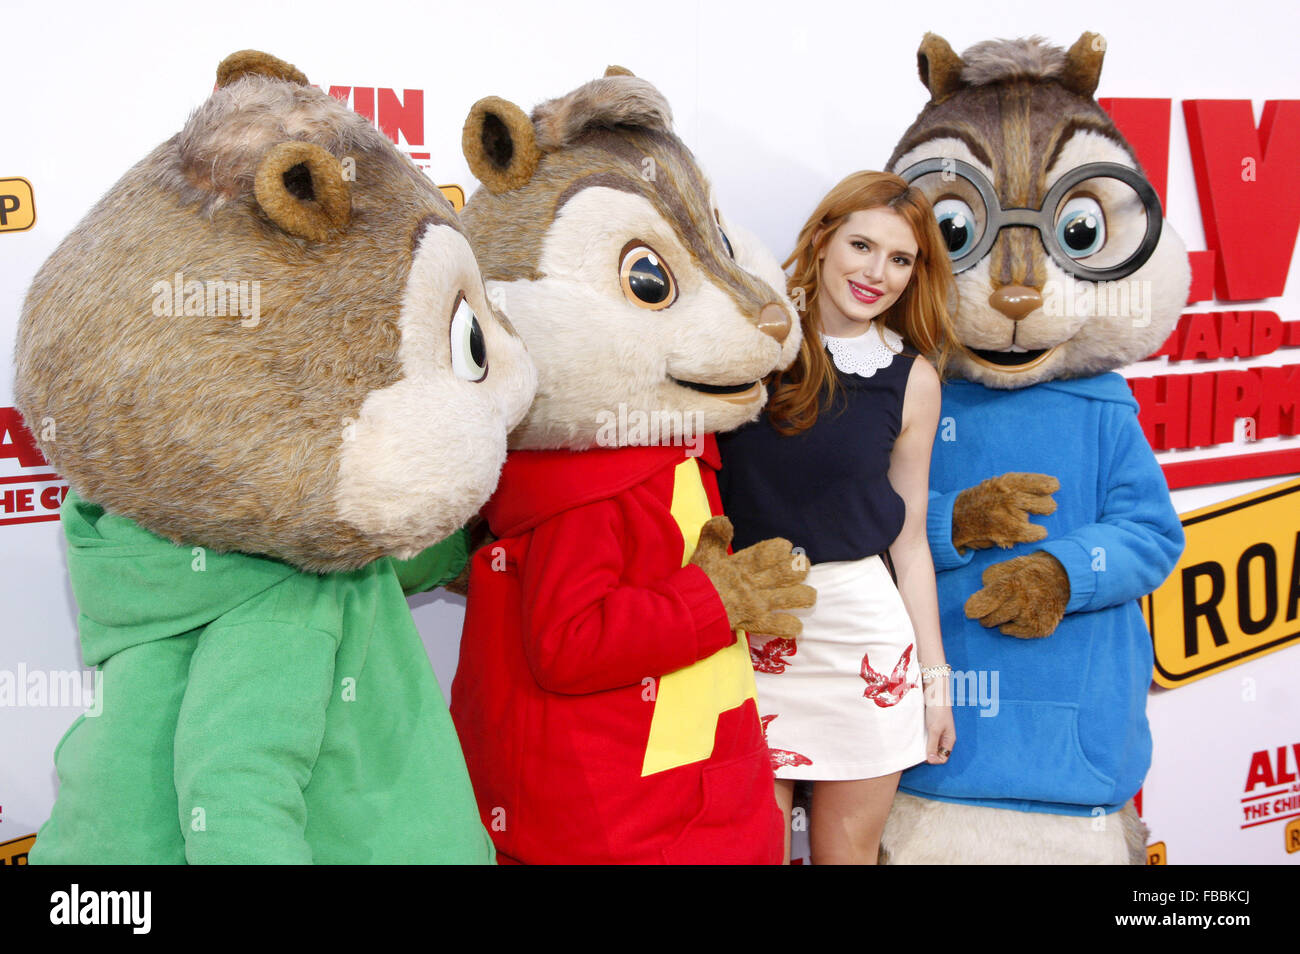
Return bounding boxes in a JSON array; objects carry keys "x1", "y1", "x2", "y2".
[
  {"x1": 462, "y1": 96, "x2": 542, "y2": 194},
  {"x1": 1060, "y1": 32, "x2": 1106, "y2": 97},
  {"x1": 531, "y1": 75, "x2": 673, "y2": 152},
  {"x1": 604, "y1": 65, "x2": 634, "y2": 77},
  {"x1": 216, "y1": 50, "x2": 309, "y2": 89},
  {"x1": 918, "y1": 33, "x2": 965, "y2": 103},
  {"x1": 254, "y1": 141, "x2": 351, "y2": 241}
]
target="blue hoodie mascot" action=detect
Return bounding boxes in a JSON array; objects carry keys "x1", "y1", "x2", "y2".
[{"x1": 882, "y1": 32, "x2": 1187, "y2": 863}]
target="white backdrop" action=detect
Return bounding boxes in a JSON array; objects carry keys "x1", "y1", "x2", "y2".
[{"x1": 1, "y1": 0, "x2": 1297, "y2": 864}]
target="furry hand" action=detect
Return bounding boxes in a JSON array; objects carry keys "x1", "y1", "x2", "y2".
[
  {"x1": 690, "y1": 516, "x2": 816, "y2": 637},
  {"x1": 953, "y1": 473, "x2": 1059, "y2": 552},
  {"x1": 964, "y1": 551, "x2": 1070, "y2": 638}
]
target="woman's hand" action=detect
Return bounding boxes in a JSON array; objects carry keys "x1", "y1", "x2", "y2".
[{"x1": 923, "y1": 680, "x2": 956, "y2": 765}]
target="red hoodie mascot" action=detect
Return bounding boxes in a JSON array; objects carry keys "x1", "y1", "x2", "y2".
[{"x1": 451, "y1": 68, "x2": 812, "y2": 864}]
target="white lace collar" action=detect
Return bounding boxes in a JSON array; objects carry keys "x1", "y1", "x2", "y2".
[{"x1": 823, "y1": 323, "x2": 905, "y2": 378}]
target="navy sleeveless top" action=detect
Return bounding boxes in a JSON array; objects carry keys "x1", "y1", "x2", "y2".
[{"x1": 717, "y1": 325, "x2": 918, "y2": 565}]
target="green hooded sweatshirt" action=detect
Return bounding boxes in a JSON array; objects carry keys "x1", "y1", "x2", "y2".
[{"x1": 30, "y1": 493, "x2": 495, "y2": 864}]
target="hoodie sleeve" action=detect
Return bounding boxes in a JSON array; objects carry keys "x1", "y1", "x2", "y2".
[
  {"x1": 392, "y1": 528, "x2": 470, "y2": 595},
  {"x1": 927, "y1": 488, "x2": 975, "y2": 572},
  {"x1": 518, "y1": 496, "x2": 735, "y2": 694},
  {"x1": 1038, "y1": 404, "x2": 1185, "y2": 614},
  {"x1": 173, "y1": 618, "x2": 338, "y2": 864}
]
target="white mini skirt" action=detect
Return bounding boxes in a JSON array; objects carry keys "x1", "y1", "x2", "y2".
[{"x1": 752, "y1": 554, "x2": 927, "y2": 780}]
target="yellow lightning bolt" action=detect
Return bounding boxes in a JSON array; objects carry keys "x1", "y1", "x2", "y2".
[{"x1": 640, "y1": 457, "x2": 759, "y2": 776}]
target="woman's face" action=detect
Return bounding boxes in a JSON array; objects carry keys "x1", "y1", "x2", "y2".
[{"x1": 816, "y1": 207, "x2": 918, "y2": 337}]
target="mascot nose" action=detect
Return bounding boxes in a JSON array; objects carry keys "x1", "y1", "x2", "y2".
[
  {"x1": 988, "y1": 285, "x2": 1043, "y2": 321},
  {"x1": 756, "y1": 302, "x2": 791, "y2": 342}
]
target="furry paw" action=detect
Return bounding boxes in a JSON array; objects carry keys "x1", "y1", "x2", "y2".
[
  {"x1": 690, "y1": 516, "x2": 816, "y2": 637},
  {"x1": 964, "y1": 551, "x2": 1069, "y2": 638},
  {"x1": 953, "y1": 473, "x2": 1059, "y2": 551}
]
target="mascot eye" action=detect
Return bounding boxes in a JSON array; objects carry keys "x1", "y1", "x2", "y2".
[
  {"x1": 449, "y1": 295, "x2": 488, "y2": 382},
  {"x1": 619, "y1": 243, "x2": 676, "y2": 310},
  {"x1": 1056, "y1": 196, "x2": 1106, "y2": 258},
  {"x1": 933, "y1": 198, "x2": 978, "y2": 258}
]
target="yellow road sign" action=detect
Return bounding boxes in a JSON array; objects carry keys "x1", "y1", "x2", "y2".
[
  {"x1": 0, "y1": 178, "x2": 35, "y2": 232},
  {"x1": 1145, "y1": 476, "x2": 1300, "y2": 687}
]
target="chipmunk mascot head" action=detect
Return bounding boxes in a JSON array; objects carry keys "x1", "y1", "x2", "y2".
[
  {"x1": 16, "y1": 51, "x2": 535, "y2": 864},
  {"x1": 878, "y1": 33, "x2": 1187, "y2": 864},
  {"x1": 448, "y1": 67, "x2": 814, "y2": 864}
]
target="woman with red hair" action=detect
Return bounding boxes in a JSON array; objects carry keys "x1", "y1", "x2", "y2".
[{"x1": 719, "y1": 170, "x2": 960, "y2": 864}]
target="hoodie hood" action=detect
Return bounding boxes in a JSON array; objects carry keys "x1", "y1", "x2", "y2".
[
  {"x1": 484, "y1": 436, "x2": 721, "y2": 538},
  {"x1": 63, "y1": 491, "x2": 298, "y2": 666}
]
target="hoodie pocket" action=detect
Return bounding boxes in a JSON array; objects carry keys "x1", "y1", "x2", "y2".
[
  {"x1": 957, "y1": 700, "x2": 1117, "y2": 806},
  {"x1": 662, "y1": 749, "x2": 783, "y2": 865}
]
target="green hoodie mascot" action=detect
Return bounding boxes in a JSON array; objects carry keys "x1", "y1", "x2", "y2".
[{"x1": 14, "y1": 51, "x2": 537, "y2": 864}]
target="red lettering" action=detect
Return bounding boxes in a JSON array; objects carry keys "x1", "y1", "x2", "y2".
[
  {"x1": 326, "y1": 86, "x2": 351, "y2": 104},
  {"x1": 1252, "y1": 311, "x2": 1284, "y2": 356},
  {"x1": 0, "y1": 488, "x2": 34, "y2": 514},
  {"x1": 1279, "y1": 746, "x2": 1299, "y2": 784},
  {"x1": 1098, "y1": 98, "x2": 1171, "y2": 207},
  {"x1": 352, "y1": 87, "x2": 374, "y2": 122},
  {"x1": 39, "y1": 485, "x2": 64, "y2": 510},
  {"x1": 1131, "y1": 374, "x2": 1189, "y2": 449},
  {"x1": 1212, "y1": 370, "x2": 1263, "y2": 443},
  {"x1": 1246, "y1": 749, "x2": 1275, "y2": 791},
  {"x1": 1256, "y1": 365, "x2": 1300, "y2": 438},
  {"x1": 0, "y1": 408, "x2": 47, "y2": 468},
  {"x1": 1154, "y1": 311, "x2": 1298, "y2": 361},
  {"x1": 1218, "y1": 311, "x2": 1254, "y2": 357},
  {"x1": 1182, "y1": 313, "x2": 1222, "y2": 359},
  {"x1": 1187, "y1": 372, "x2": 1216, "y2": 447},
  {"x1": 377, "y1": 88, "x2": 423, "y2": 148},
  {"x1": 1183, "y1": 99, "x2": 1300, "y2": 300},
  {"x1": 1147, "y1": 326, "x2": 1179, "y2": 360},
  {"x1": 1187, "y1": 250, "x2": 1216, "y2": 304}
]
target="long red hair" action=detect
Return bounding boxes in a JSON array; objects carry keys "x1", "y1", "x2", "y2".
[{"x1": 768, "y1": 170, "x2": 959, "y2": 435}]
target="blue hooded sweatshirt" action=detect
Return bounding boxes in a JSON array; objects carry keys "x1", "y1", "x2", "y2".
[{"x1": 901, "y1": 372, "x2": 1184, "y2": 816}]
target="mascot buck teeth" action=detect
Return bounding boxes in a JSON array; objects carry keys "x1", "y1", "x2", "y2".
[
  {"x1": 16, "y1": 51, "x2": 536, "y2": 863},
  {"x1": 449, "y1": 67, "x2": 815, "y2": 864},
  {"x1": 879, "y1": 33, "x2": 1187, "y2": 864}
]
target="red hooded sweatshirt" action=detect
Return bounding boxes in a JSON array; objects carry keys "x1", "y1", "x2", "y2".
[{"x1": 451, "y1": 436, "x2": 783, "y2": 864}]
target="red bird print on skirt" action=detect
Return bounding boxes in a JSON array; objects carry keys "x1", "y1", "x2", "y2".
[
  {"x1": 860, "y1": 644, "x2": 918, "y2": 708},
  {"x1": 760, "y1": 714, "x2": 812, "y2": 770},
  {"x1": 750, "y1": 635, "x2": 797, "y2": 674}
]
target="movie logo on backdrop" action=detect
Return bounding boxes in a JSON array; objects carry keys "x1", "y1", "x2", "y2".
[
  {"x1": 1242, "y1": 742, "x2": 1300, "y2": 850},
  {"x1": 0, "y1": 408, "x2": 67, "y2": 527},
  {"x1": 1101, "y1": 99, "x2": 1300, "y2": 489},
  {"x1": 323, "y1": 82, "x2": 430, "y2": 169}
]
